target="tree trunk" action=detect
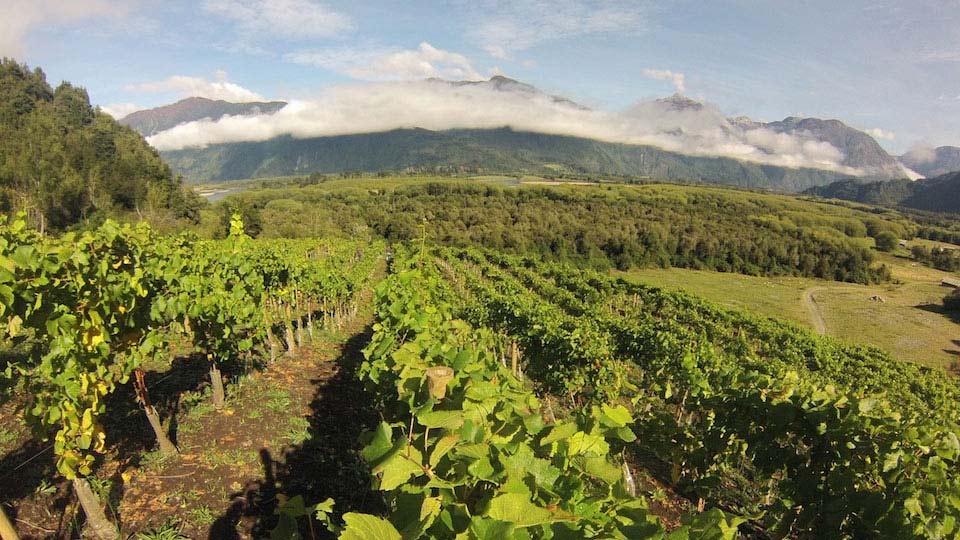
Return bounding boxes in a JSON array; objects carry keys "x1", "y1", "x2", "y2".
[
  {"x1": 285, "y1": 325, "x2": 296, "y2": 356},
  {"x1": 0, "y1": 506, "x2": 20, "y2": 540},
  {"x1": 72, "y1": 477, "x2": 118, "y2": 540},
  {"x1": 295, "y1": 318, "x2": 303, "y2": 347},
  {"x1": 266, "y1": 327, "x2": 279, "y2": 362},
  {"x1": 144, "y1": 405, "x2": 178, "y2": 455},
  {"x1": 209, "y1": 364, "x2": 225, "y2": 409}
]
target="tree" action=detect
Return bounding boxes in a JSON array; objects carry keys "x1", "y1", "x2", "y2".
[
  {"x1": 944, "y1": 289, "x2": 960, "y2": 312},
  {"x1": 874, "y1": 231, "x2": 898, "y2": 252}
]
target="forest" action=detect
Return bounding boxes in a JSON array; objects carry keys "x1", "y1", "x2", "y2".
[
  {"x1": 218, "y1": 181, "x2": 907, "y2": 284},
  {"x1": 0, "y1": 58, "x2": 201, "y2": 232}
]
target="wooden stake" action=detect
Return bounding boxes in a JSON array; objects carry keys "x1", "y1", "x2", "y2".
[{"x1": 0, "y1": 506, "x2": 20, "y2": 540}]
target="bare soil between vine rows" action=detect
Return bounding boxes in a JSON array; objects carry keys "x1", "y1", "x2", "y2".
[{"x1": 1, "y1": 294, "x2": 381, "y2": 540}]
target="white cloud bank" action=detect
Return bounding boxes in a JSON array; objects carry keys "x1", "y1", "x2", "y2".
[
  {"x1": 146, "y1": 79, "x2": 861, "y2": 174},
  {"x1": 902, "y1": 142, "x2": 937, "y2": 164},
  {"x1": 287, "y1": 43, "x2": 483, "y2": 81},
  {"x1": 101, "y1": 102, "x2": 141, "y2": 119},
  {"x1": 125, "y1": 70, "x2": 265, "y2": 102},
  {"x1": 865, "y1": 127, "x2": 896, "y2": 141}
]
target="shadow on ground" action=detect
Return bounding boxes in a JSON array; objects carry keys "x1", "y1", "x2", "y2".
[
  {"x1": 209, "y1": 327, "x2": 384, "y2": 540},
  {"x1": 0, "y1": 350, "x2": 222, "y2": 538},
  {"x1": 916, "y1": 302, "x2": 960, "y2": 324}
]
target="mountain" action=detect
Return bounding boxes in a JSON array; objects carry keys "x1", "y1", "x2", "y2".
[
  {"x1": 647, "y1": 98, "x2": 905, "y2": 177},
  {"x1": 764, "y1": 117, "x2": 906, "y2": 177},
  {"x1": 161, "y1": 127, "x2": 849, "y2": 190},
  {"x1": 804, "y1": 171, "x2": 960, "y2": 214},
  {"x1": 0, "y1": 59, "x2": 199, "y2": 230},
  {"x1": 900, "y1": 146, "x2": 960, "y2": 177},
  {"x1": 434, "y1": 75, "x2": 588, "y2": 110},
  {"x1": 136, "y1": 77, "x2": 913, "y2": 189},
  {"x1": 657, "y1": 94, "x2": 706, "y2": 112},
  {"x1": 119, "y1": 96, "x2": 287, "y2": 136}
]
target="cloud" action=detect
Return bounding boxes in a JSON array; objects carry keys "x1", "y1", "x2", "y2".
[
  {"x1": 100, "y1": 102, "x2": 141, "y2": 119},
  {"x1": 146, "y1": 79, "x2": 863, "y2": 175},
  {"x1": 642, "y1": 69, "x2": 686, "y2": 94},
  {"x1": 902, "y1": 142, "x2": 937, "y2": 164},
  {"x1": 287, "y1": 42, "x2": 483, "y2": 81},
  {"x1": 864, "y1": 127, "x2": 896, "y2": 141},
  {"x1": 0, "y1": 0, "x2": 121, "y2": 56},
  {"x1": 201, "y1": 0, "x2": 352, "y2": 40},
  {"x1": 125, "y1": 71, "x2": 264, "y2": 102},
  {"x1": 470, "y1": 0, "x2": 648, "y2": 59}
]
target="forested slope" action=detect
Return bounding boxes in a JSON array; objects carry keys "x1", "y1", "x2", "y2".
[
  {"x1": 161, "y1": 127, "x2": 849, "y2": 191},
  {"x1": 222, "y1": 181, "x2": 908, "y2": 284},
  {"x1": 0, "y1": 58, "x2": 201, "y2": 231}
]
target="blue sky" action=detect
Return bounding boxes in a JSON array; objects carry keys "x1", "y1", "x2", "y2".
[{"x1": 3, "y1": 0, "x2": 959, "y2": 153}]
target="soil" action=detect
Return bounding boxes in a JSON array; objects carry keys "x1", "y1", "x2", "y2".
[{"x1": 1, "y1": 286, "x2": 381, "y2": 540}]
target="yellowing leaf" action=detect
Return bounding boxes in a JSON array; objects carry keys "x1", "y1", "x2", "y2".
[{"x1": 82, "y1": 326, "x2": 105, "y2": 351}]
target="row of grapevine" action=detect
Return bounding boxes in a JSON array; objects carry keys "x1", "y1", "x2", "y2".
[
  {"x1": 280, "y1": 250, "x2": 745, "y2": 539},
  {"x1": 431, "y1": 248, "x2": 960, "y2": 539},
  {"x1": 439, "y1": 248, "x2": 627, "y2": 403},
  {"x1": 489, "y1": 248, "x2": 960, "y2": 422},
  {"x1": 0, "y1": 214, "x2": 381, "y2": 539}
]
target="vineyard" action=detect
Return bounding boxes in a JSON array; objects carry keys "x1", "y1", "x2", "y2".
[{"x1": 1, "y1": 217, "x2": 959, "y2": 540}]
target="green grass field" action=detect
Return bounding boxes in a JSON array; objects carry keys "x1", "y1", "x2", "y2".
[{"x1": 618, "y1": 254, "x2": 960, "y2": 371}]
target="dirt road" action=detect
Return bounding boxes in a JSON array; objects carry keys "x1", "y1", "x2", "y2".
[{"x1": 802, "y1": 287, "x2": 828, "y2": 335}]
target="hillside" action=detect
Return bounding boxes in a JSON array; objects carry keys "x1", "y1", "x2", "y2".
[
  {"x1": 0, "y1": 59, "x2": 200, "y2": 230},
  {"x1": 804, "y1": 171, "x2": 960, "y2": 213},
  {"x1": 160, "y1": 127, "x2": 851, "y2": 191},
  {"x1": 900, "y1": 145, "x2": 960, "y2": 177},
  {"x1": 119, "y1": 96, "x2": 287, "y2": 136}
]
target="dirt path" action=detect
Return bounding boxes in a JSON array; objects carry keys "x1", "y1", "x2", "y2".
[
  {"x1": 2, "y1": 267, "x2": 384, "y2": 540},
  {"x1": 802, "y1": 287, "x2": 828, "y2": 335}
]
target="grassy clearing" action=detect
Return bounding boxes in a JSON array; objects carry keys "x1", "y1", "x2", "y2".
[
  {"x1": 619, "y1": 254, "x2": 960, "y2": 370},
  {"x1": 617, "y1": 268, "x2": 815, "y2": 326}
]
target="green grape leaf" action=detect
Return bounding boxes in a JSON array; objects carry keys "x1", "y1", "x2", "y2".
[{"x1": 339, "y1": 513, "x2": 401, "y2": 540}]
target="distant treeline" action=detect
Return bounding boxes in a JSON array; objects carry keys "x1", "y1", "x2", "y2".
[
  {"x1": 0, "y1": 58, "x2": 201, "y2": 231},
  {"x1": 223, "y1": 182, "x2": 895, "y2": 284}
]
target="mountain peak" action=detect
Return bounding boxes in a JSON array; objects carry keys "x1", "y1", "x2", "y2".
[
  {"x1": 656, "y1": 94, "x2": 705, "y2": 112},
  {"x1": 765, "y1": 116, "x2": 902, "y2": 173}
]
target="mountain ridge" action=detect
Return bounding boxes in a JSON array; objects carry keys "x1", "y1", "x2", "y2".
[
  {"x1": 804, "y1": 171, "x2": 960, "y2": 214},
  {"x1": 161, "y1": 126, "x2": 853, "y2": 191},
  {"x1": 119, "y1": 76, "x2": 917, "y2": 187},
  {"x1": 119, "y1": 96, "x2": 287, "y2": 136}
]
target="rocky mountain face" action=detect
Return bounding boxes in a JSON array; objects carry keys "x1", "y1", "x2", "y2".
[
  {"x1": 900, "y1": 146, "x2": 960, "y2": 177},
  {"x1": 119, "y1": 96, "x2": 286, "y2": 136},
  {"x1": 763, "y1": 117, "x2": 906, "y2": 177}
]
